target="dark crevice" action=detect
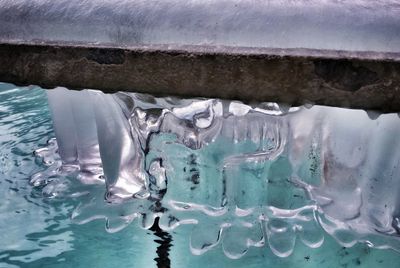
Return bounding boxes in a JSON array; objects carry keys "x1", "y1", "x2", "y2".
[
  {"x1": 150, "y1": 217, "x2": 173, "y2": 268},
  {"x1": 86, "y1": 48, "x2": 125, "y2": 65},
  {"x1": 314, "y1": 59, "x2": 379, "y2": 91}
]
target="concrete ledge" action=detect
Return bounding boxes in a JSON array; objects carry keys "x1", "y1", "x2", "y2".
[{"x1": 1, "y1": 42, "x2": 400, "y2": 112}]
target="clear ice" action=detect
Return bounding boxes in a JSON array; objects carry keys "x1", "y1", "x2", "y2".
[{"x1": 31, "y1": 87, "x2": 400, "y2": 259}]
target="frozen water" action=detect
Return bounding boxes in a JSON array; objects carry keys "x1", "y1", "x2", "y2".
[
  {"x1": 2, "y1": 83, "x2": 400, "y2": 267},
  {"x1": 0, "y1": 0, "x2": 399, "y2": 53},
  {"x1": 34, "y1": 86, "x2": 400, "y2": 259}
]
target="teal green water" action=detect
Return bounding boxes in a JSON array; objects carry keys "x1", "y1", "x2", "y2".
[{"x1": 1, "y1": 83, "x2": 400, "y2": 267}]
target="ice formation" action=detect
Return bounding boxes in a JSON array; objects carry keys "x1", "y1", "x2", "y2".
[
  {"x1": 1, "y1": 0, "x2": 400, "y2": 53},
  {"x1": 31, "y1": 87, "x2": 400, "y2": 259}
]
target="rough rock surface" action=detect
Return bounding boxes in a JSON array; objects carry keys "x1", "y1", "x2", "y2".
[{"x1": 1, "y1": 42, "x2": 400, "y2": 112}]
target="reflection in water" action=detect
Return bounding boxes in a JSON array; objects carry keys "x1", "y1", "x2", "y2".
[{"x1": 150, "y1": 218, "x2": 173, "y2": 268}]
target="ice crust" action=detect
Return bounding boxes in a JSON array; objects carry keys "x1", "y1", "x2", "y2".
[
  {"x1": 33, "y1": 87, "x2": 400, "y2": 258},
  {"x1": 1, "y1": 0, "x2": 400, "y2": 53}
]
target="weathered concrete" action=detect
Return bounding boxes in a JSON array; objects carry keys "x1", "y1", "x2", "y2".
[{"x1": 1, "y1": 42, "x2": 400, "y2": 112}]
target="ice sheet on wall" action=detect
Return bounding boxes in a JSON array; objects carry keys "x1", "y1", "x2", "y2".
[{"x1": 31, "y1": 87, "x2": 400, "y2": 258}]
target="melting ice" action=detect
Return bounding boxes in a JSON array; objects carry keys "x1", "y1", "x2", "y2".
[{"x1": 32, "y1": 87, "x2": 400, "y2": 259}]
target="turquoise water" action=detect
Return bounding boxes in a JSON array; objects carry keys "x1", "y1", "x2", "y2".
[{"x1": 1, "y1": 83, "x2": 400, "y2": 267}]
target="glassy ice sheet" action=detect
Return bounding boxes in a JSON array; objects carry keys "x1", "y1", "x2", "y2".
[
  {"x1": 1, "y1": 0, "x2": 400, "y2": 53},
  {"x1": 1, "y1": 83, "x2": 400, "y2": 267}
]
